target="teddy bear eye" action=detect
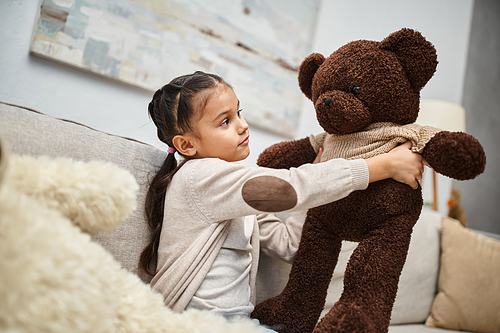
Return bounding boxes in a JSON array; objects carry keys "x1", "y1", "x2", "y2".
[{"x1": 352, "y1": 86, "x2": 361, "y2": 96}]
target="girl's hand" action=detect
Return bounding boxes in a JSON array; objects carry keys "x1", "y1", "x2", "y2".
[
  {"x1": 366, "y1": 142, "x2": 424, "y2": 189},
  {"x1": 387, "y1": 142, "x2": 425, "y2": 189},
  {"x1": 313, "y1": 147, "x2": 324, "y2": 164}
]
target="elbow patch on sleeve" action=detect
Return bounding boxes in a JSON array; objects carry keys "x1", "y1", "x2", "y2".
[{"x1": 242, "y1": 176, "x2": 297, "y2": 212}]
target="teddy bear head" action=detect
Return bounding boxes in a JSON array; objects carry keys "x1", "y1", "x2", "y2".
[{"x1": 298, "y1": 28, "x2": 438, "y2": 134}]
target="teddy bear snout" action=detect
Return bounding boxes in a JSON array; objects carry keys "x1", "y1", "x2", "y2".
[{"x1": 315, "y1": 91, "x2": 371, "y2": 134}]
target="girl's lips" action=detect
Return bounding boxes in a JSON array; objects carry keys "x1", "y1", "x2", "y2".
[{"x1": 240, "y1": 136, "x2": 250, "y2": 146}]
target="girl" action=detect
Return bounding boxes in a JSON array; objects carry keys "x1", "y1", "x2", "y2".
[{"x1": 139, "y1": 71, "x2": 423, "y2": 328}]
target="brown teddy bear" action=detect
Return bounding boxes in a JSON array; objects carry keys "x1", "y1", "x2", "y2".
[{"x1": 251, "y1": 28, "x2": 486, "y2": 333}]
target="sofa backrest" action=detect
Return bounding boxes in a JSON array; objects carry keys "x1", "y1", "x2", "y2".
[{"x1": 0, "y1": 102, "x2": 165, "y2": 283}]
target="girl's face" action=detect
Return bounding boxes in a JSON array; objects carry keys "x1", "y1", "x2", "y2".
[{"x1": 188, "y1": 84, "x2": 250, "y2": 162}]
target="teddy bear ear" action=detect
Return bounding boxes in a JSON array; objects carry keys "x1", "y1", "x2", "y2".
[
  {"x1": 298, "y1": 53, "x2": 325, "y2": 100},
  {"x1": 380, "y1": 28, "x2": 438, "y2": 91}
]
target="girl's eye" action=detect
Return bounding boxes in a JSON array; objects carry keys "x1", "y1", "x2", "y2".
[{"x1": 221, "y1": 109, "x2": 242, "y2": 127}]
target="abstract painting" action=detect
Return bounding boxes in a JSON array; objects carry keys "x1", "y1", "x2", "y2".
[{"x1": 30, "y1": 0, "x2": 320, "y2": 137}]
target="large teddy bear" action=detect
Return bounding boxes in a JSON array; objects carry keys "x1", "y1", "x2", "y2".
[
  {"x1": 251, "y1": 28, "x2": 486, "y2": 333},
  {"x1": 0, "y1": 138, "x2": 262, "y2": 333}
]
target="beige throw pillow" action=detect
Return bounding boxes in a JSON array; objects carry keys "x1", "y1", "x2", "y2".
[{"x1": 425, "y1": 217, "x2": 500, "y2": 333}]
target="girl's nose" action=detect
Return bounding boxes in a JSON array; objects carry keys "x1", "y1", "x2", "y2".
[{"x1": 239, "y1": 116, "x2": 249, "y2": 134}]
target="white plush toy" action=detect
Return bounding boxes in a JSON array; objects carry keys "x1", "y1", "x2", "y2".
[{"x1": 0, "y1": 138, "x2": 262, "y2": 333}]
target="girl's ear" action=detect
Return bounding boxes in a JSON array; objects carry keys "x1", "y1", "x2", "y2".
[{"x1": 172, "y1": 134, "x2": 197, "y2": 156}]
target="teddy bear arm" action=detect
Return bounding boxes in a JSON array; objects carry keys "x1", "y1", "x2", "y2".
[
  {"x1": 422, "y1": 131, "x2": 486, "y2": 181},
  {"x1": 257, "y1": 137, "x2": 316, "y2": 169}
]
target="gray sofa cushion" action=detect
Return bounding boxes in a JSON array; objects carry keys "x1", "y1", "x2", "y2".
[{"x1": 0, "y1": 102, "x2": 165, "y2": 283}]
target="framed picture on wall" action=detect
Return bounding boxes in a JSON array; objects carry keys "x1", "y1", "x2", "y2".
[{"x1": 30, "y1": 0, "x2": 320, "y2": 138}]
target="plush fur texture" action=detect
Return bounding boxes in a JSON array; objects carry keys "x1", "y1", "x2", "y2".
[
  {"x1": 5, "y1": 154, "x2": 139, "y2": 235},
  {"x1": 0, "y1": 140, "x2": 262, "y2": 333},
  {"x1": 251, "y1": 28, "x2": 486, "y2": 333}
]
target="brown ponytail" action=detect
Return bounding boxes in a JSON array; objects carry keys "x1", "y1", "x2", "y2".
[{"x1": 139, "y1": 71, "x2": 226, "y2": 275}]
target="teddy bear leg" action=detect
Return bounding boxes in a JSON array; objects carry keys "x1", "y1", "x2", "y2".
[
  {"x1": 314, "y1": 217, "x2": 414, "y2": 333},
  {"x1": 252, "y1": 210, "x2": 342, "y2": 333}
]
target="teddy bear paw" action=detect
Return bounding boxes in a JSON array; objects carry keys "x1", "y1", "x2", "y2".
[
  {"x1": 251, "y1": 297, "x2": 288, "y2": 333},
  {"x1": 252, "y1": 294, "x2": 325, "y2": 333},
  {"x1": 314, "y1": 302, "x2": 378, "y2": 333}
]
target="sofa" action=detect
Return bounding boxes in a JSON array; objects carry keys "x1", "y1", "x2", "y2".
[{"x1": 1, "y1": 101, "x2": 499, "y2": 333}]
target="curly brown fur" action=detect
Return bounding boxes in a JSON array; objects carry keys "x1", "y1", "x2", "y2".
[
  {"x1": 252, "y1": 180, "x2": 423, "y2": 333},
  {"x1": 422, "y1": 131, "x2": 486, "y2": 180},
  {"x1": 252, "y1": 28, "x2": 485, "y2": 333},
  {"x1": 380, "y1": 28, "x2": 438, "y2": 91},
  {"x1": 257, "y1": 138, "x2": 316, "y2": 169},
  {"x1": 298, "y1": 53, "x2": 326, "y2": 100}
]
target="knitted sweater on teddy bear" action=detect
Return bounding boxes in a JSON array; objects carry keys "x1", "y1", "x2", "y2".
[{"x1": 310, "y1": 122, "x2": 441, "y2": 161}]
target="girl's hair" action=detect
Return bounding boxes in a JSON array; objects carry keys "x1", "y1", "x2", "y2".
[{"x1": 139, "y1": 71, "x2": 226, "y2": 275}]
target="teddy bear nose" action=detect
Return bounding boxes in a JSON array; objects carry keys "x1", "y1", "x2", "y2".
[{"x1": 324, "y1": 98, "x2": 332, "y2": 106}]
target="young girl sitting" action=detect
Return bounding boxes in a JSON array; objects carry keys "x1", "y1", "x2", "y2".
[{"x1": 139, "y1": 71, "x2": 424, "y2": 329}]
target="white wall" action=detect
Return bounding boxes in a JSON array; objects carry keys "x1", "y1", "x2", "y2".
[{"x1": 0, "y1": 0, "x2": 473, "y2": 215}]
